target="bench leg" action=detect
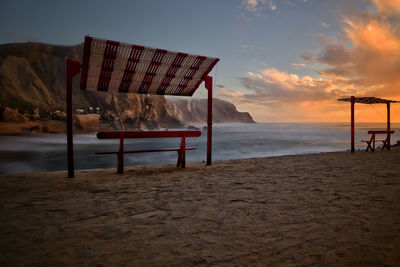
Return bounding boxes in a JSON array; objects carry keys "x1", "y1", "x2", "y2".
[
  {"x1": 176, "y1": 137, "x2": 186, "y2": 168},
  {"x1": 365, "y1": 141, "x2": 373, "y2": 152},
  {"x1": 117, "y1": 153, "x2": 123, "y2": 174},
  {"x1": 117, "y1": 135, "x2": 124, "y2": 174},
  {"x1": 372, "y1": 134, "x2": 375, "y2": 152},
  {"x1": 382, "y1": 140, "x2": 389, "y2": 150},
  {"x1": 176, "y1": 150, "x2": 181, "y2": 167},
  {"x1": 181, "y1": 137, "x2": 186, "y2": 168}
]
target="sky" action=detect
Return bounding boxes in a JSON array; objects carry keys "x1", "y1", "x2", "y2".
[{"x1": 1, "y1": 0, "x2": 400, "y2": 122}]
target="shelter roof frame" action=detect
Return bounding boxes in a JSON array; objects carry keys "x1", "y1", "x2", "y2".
[
  {"x1": 338, "y1": 97, "x2": 400, "y2": 104},
  {"x1": 66, "y1": 36, "x2": 219, "y2": 177},
  {"x1": 80, "y1": 36, "x2": 219, "y2": 96}
]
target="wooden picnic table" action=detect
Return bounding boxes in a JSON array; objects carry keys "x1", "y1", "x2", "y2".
[{"x1": 361, "y1": 130, "x2": 394, "y2": 152}]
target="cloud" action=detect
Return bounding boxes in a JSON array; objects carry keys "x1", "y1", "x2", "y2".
[
  {"x1": 219, "y1": 86, "x2": 244, "y2": 98},
  {"x1": 243, "y1": 0, "x2": 258, "y2": 12},
  {"x1": 218, "y1": 68, "x2": 359, "y2": 121},
  {"x1": 241, "y1": 0, "x2": 277, "y2": 13},
  {"x1": 317, "y1": 9, "x2": 400, "y2": 98},
  {"x1": 230, "y1": 0, "x2": 400, "y2": 122},
  {"x1": 373, "y1": 0, "x2": 400, "y2": 15},
  {"x1": 321, "y1": 22, "x2": 330, "y2": 28},
  {"x1": 291, "y1": 63, "x2": 307, "y2": 67},
  {"x1": 221, "y1": 68, "x2": 356, "y2": 106},
  {"x1": 300, "y1": 52, "x2": 315, "y2": 62},
  {"x1": 318, "y1": 43, "x2": 351, "y2": 66},
  {"x1": 293, "y1": 0, "x2": 400, "y2": 101}
]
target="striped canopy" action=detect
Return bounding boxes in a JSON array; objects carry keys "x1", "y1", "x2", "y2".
[{"x1": 80, "y1": 36, "x2": 219, "y2": 96}]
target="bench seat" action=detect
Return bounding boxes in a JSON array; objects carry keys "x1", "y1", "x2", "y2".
[{"x1": 95, "y1": 147, "x2": 196, "y2": 155}]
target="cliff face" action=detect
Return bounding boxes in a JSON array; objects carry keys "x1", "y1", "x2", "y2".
[
  {"x1": 0, "y1": 42, "x2": 254, "y2": 131},
  {"x1": 167, "y1": 98, "x2": 254, "y2": 124}
]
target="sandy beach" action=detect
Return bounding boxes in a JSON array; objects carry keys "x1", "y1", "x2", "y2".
[{"x1": 1, "y1": 148, "x2": 399, "y2": 266}]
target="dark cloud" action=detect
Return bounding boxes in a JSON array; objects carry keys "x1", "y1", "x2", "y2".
[
  {"x1": 300, "y1": 53, "x2": 315, "y2": 62},
  {"x1": 318, "y1": 44, "x2": 352, "y2": 66}
]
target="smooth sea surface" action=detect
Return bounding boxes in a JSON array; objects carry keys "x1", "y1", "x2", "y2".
[{"x1": 0, "y1": 122, "x2": 399, "y2": 174}]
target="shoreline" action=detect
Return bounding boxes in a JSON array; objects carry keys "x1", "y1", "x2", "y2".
[
  {"x1": 2, "y1": 145, "x2": 400, "y2": 175},
  {"x1": 0, "y1": 149, "x2": 358, "y2": 175},
  {"x1": 0, "y1": 149, "x2": 347, "y2": 175},
  {"x1": 1, "y1": 148, "x2": 399, "y2": 265}
]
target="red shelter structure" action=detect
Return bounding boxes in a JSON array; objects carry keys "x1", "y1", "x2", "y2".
[
  {"x1": 66, "y1": 36, "x2": 219, "y2": 177},
  {"x1": 338, "y1": 96, "x2": 399, "y2": 153}
]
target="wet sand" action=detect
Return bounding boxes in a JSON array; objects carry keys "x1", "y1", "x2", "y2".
[{"x1": 1, "y1": 149, "x2": 399, "y2": 266}]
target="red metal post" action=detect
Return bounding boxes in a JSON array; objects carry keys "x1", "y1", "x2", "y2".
[
  {"x1": 351, "y1": 96, "x2": 355, "y2": 153},
  {"x1": 205, "y1": 76, "x2": 213, "y2": 165},
  {"x1": 387, "y1": 102, "x2": 391, "y2": 150},
  {"x1": 66, "y1": 59, "x2": 81, "y2": 178}
]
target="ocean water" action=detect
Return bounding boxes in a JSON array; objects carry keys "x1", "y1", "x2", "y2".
[{"x1": 0, "y1": 122, "x2": 399, "y2": 174}]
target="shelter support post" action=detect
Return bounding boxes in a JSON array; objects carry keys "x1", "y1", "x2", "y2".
[
  {"x1": 205, "y1": 76, "x2": 213, "y2": 165},
  {"x1": 387, "y1": 102, "x2": 391, "y2": 150},
  {"x1": 351, "y1": 96, "x2": 355, "y2": 153},
  {"x1": 66, "y1": 59, "x2": 81, "y2": 178}
]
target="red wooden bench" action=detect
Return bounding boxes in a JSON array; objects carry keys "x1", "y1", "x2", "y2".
[
  {"x1": 95, "y1": 131, "x2": 201, "y2": 173},
  {"x1": 361, "y1": 130, "x2": 394, "y2": 152}
]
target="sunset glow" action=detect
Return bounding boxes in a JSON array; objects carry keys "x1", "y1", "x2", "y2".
[
  {"x1": 1, "y1": 0, "x2": 400, "y2": 122},
  {"x1": 222, "y1": 0, "x2": 400, "y2": 122}
]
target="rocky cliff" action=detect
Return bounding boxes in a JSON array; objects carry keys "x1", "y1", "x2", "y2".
[
  {"x1": 0, "y1": 42, "x2": 254, "y2": 132},
  {"x1": 168, "y1": 98, "x2": 254, "y2": 124}
]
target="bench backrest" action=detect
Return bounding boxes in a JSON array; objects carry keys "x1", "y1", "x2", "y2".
[
  {"x1": 97, "y1": 131, "x2": 201, "y2": 139},
  {"x1": 367, "y1": 130, "x2": 395, "y2": 134}
]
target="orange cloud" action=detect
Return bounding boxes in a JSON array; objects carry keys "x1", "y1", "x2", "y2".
[
  {"x1": 219, "y1": 87, "x2": 244, "y2": 98},
  {"x1": 373, "y1": 0, "x2": 400, "y2": 15},
  {"x1": 345, "y1": 19, "x2": 399, "y2": 53},
  {"x1": 225, "y1": 0, "x2": 400, "y2": 122},
  {"x1": 320, "y1": 15, "x2": 400, "y2": 99},
  {"x1": 217, "y1": 68, "x2": 361, "y2": 122},
  {"x1": 317, "y1": 0, "x2": 400, "y2": 105}
]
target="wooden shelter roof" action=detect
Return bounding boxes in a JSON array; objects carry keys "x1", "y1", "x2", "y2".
[{"x1": 338, "y1": 97, "x2": 400, "y2": 104}]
